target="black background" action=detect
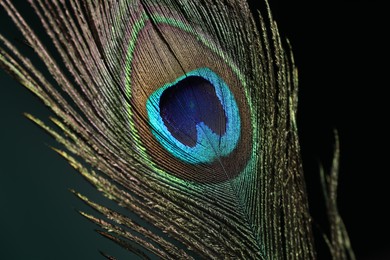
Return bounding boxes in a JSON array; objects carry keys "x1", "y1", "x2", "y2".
[
  {"x1": 0, "y1": 1, "x2": 388, "y2": 259},
  {"x1": 270, "y1": 1, "x2": 388, "y2": 259}
]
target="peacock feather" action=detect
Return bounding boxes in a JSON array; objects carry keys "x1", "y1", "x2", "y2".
[{"x1": 0, "y1": 0, "x2": 354, "y2": 259}]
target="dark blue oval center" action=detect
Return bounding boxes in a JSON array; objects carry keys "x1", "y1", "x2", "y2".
[{"x1": 159, "y1": 76, "x2": 227, "y2": 147}]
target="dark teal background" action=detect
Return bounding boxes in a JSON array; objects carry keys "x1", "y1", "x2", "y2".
[
  {"x1": 0, "y1": 73, "x2": 132, "y2": 258},
  {"x1": 1, "y1": 1, "x2": 388, "y2": 259}
]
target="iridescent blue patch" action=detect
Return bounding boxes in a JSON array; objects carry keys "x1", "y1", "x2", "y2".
[{"x1": 146, "y1": 68, "x2": 240, "y2": 164}]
